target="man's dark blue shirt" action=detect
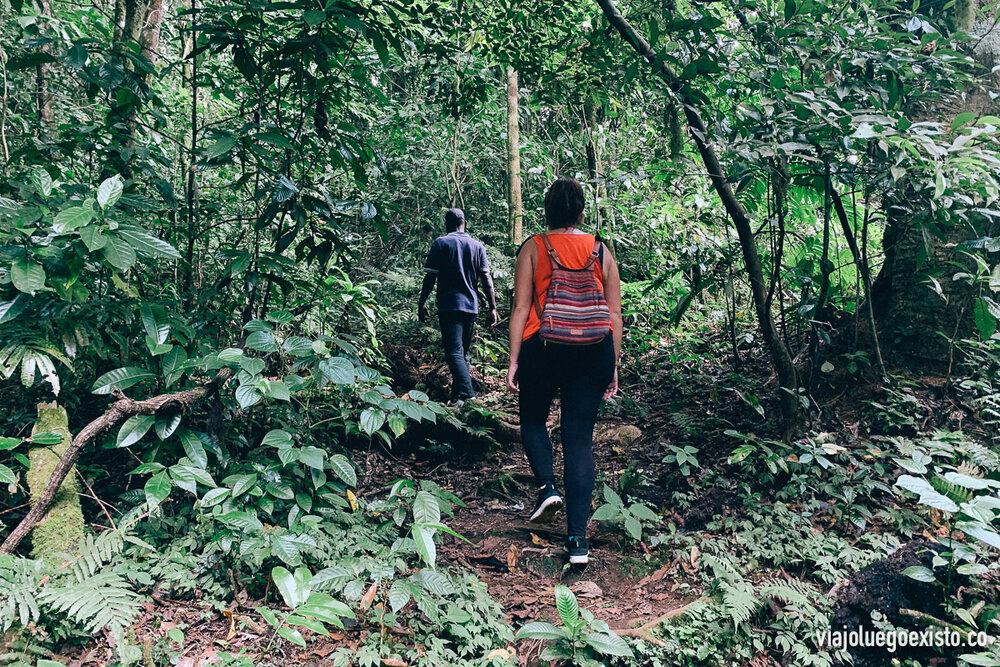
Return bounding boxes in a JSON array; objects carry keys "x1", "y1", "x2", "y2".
[{"x1": 423, "y1": 231, "x2": 489, "y2": 314}]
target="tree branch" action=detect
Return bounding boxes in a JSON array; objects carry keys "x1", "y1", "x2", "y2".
[
  {"x1": 594, "y1": 0, "x2": 800, "y2": 427},
  {"x1": 1, "y1": 368, "x2": 233, "y2": 554}
]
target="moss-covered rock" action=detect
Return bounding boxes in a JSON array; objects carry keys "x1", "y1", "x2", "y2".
[{"x1": 27, "y1": 402, "x2": 84, "y2": 561}]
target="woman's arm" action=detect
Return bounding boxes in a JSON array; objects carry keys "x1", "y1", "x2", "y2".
[
  {"x1": 507, "y1": 240, "x2": 537, "y2": 392},
  {"x1": 603, "y1": 247, "x2": 623, "y2": 397},
  {"x1": 604, "y1": 249, "x2": 623, "y2": 360}
]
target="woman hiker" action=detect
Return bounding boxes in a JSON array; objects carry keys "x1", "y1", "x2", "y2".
[{"x1": 505, "y1": 177, "x2": 623, "y2": 565}]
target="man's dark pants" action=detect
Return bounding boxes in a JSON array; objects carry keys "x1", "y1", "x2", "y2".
[{"x1": 439, "y1": 311, "x2": 476, "y2": 400}]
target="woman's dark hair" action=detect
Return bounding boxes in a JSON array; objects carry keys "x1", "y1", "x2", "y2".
[{"x1": 544, "y1": 177, "x2": 585, "y2": 229}]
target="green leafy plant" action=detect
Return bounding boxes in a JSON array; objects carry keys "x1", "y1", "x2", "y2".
[
  {"x1": 515, "y1": 585, "x2": 633, "y2": 665},
  {"x1": 591, "y1": 484, "x2": 660, "y2": 543},
  {"x1": 257, "y1": 565, "x2": 354, "y2": 649},
  {"x1": 663, "y1": 444, "x2": 701, "y2": 476}
]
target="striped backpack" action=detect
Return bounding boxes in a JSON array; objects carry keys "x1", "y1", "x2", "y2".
[{"x1": 533, "y1": 234, "x2": 612, "y2": 345}]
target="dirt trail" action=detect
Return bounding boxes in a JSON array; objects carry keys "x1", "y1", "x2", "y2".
[{"x1": 364, "y1": 387, "x2": 701, "y2": 638}]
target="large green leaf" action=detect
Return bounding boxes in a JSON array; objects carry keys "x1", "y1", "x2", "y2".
[
  {"x1": 388, "y1": 579, "x2": 412, "y2": 613},
  {"x1": 554, "y1": 585, "x2": 580, "y2": 629},
  {"x1": 206, "y1": 136, "x2": 237, "y2": 159},
  {"x1": 974, "y1": 298, "x2": 997, "y2": 340},
  {"x1": 235, "y1": 384, "x2": 262, "y2": 408},
  {"x1": 199, "y1": 487, "x2": 230, "y2": 508},
  {"x1": 144, "y1": 471, "x2": 172, "y2": 504},
  {"x1": 0, "y1": 463, "x2": 16, "y2": 485},
  {"x1": 409, "y1": 568, "x2": 454, "y2": 595},
  {"x1": 412, "y1": 524, "x2": 436, "y2": 568},
  {"x1": 584, "y1": 631, "x2": 634, "y2": 657},
  {"x1": 271, "y1": 535, "x2": 303, "y2": 566},
  {"x1": 319, "y1": 357, "x2": 355, "y2": 384},
  {"x1": 178, "y1": 429, "x2": 209, "y2": 469},
  {"x1": 140, "y1": 303, "x2": 170, "y2": 344},
  {"x1": 298, "y1": 446, "x2": 325, "y2": 470},
  {"x1": 116, "y1": 225, "x2": 181, "y2": 259},
  {"x1": 412, "y1": 490, "x2": 441, "y2": 525},
  {"x1": 11, "y1": 258, "x2": 45, "y2": 294},
  {"x1": 102, "y1": 234, "x2": 137, "y2": 271},
  {"x1": 97, "y1": 175, "x2": 123, "y2": 208},
  {"x1": 360, "y1": 408, "x2": 385, "y2": 435},
  {"x1": 895, "y1": 475, "x2": 959, "y2": 512},
  {"x1": 91, "y1": 366, "x2": 154, "y2": 394},
  {"x1": 0, "y1": 294, "x2": 29, "y2": 324},
  {"x1": 155, "y1": 413, "x2": 182, "y2": 440},
  {"x1": 272, "y1": 565, "x2": 311, "y2": 608},
  {"x1": 53, "y1": 204, "x2": 94, "y2": 233},
  {"x1": 117, "y1": 415, "x2": 155, "y2": 448},
  {"x1": 327, "y1": 454, "x2": 356, "y2": 486},
  {"x1": 515, "y1": 622, "x2": 568, "y2": 641},
  {"x1": 79, "y1": 225, "x2": 108, "y2": 251},
  {"x1": 901, "y1": 566, "x2": 936, "y2": 583},
  {"x1": 246, "y1": 331, "x2": 279, "y2": 352},
  {"x1": 262, "y1": 429, "x2": 293, "y2": 448}
]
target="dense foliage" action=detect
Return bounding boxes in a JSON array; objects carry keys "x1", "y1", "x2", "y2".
[{"x1": 1, "y1": 0, "x2": 999, "y2": 664}]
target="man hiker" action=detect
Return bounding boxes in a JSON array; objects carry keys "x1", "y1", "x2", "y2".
[{"x1": 418, "y1": 208, "x2": 499, "y2": 405}]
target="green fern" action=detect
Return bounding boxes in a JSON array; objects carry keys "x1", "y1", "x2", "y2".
[
  {"x1": 39, "y1": 571, "x2": 142, "y2": 635},
  {"x1": 760, "y1": 579, "x2": 817, "y2": 608},
  {"x1": 0, "y1": 555, "x2": 43, "y2": 632},
  {"x1": 930, "y1": 476, "x2": 974, "y2": 505},
  {"x1": 719, "y1": 580, "x2": 759, "y2": 631}
]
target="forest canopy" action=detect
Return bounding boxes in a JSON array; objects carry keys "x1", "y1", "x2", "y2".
[{"x1": 1, "y1": 0, "x2": 1000, "y2": 665}]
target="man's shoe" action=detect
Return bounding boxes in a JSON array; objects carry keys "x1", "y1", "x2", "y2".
[
  {"x1": 446, "y1": 399, "x2": 465, "y2": 409},
  {"x1": 566, "y1": 536, "x2": 589, "y2": 565},
  {"x1": 529, "y1": 485, "x2": 563, "y2": 523}
]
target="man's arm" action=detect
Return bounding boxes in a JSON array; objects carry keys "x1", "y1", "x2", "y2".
[
  {"x1": 480, "y1": 270, "x2": 499, "y2": 327},
  {"x1": 418, "y1": 273, "x2": 435, "y2": 322}
]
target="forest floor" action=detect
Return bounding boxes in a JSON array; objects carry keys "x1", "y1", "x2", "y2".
[
  {"x1": 362, "y1": 333, "x2": 784, "y2": 653},
  {"x1": 55, "y1": 329, "x2": 992, "y2": 667}
]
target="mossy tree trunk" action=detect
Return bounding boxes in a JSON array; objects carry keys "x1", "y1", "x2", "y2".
[{"x1": 27, "y1": 402, "x2": 84, "y2": 561}]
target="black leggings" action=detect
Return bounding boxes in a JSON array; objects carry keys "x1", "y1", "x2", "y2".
[{"x1": 518, "y1": 333, "x2": 615, "y2": 538}]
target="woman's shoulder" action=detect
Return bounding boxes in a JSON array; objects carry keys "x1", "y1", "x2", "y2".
[{"x1": 515, "y1": 235, "x2": 541, "y2": 257}]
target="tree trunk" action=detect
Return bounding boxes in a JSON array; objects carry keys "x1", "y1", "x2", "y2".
[
  {"x1": 27, "y1": 403, "x2": 84, "y2": 561},
  {"x1": 506, "y1": 67, "x2": 523, "y2": 246},
  {"x1": 34, "y1": 0, "x2": 54, "y2": 127},
  {"x1": 141, "y1": 0, "x2": 165, "y2": 69},
  {"x1": 596, "y1": 0, "x2": 800, "y2": 428},
  {"x1": 869, "y1": 0, "x2": 998, "y2": 368},
  {"x1": 584, "y1": 97, "x2": 616, "y2": 255}
]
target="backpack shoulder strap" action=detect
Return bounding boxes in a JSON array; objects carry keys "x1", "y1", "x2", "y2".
[
  {"x1": 539, "y1": 233, "x2": 565, "y2": 268},
  {"x1": 580, "y1": 237, "x2": 602, "y2": 270}
]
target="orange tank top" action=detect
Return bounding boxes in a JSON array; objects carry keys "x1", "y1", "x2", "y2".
[{"x1": 522, "y1": 233, "x2": 605, "y2": 341}]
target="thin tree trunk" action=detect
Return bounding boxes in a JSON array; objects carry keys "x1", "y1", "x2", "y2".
[
  {"x1": 34, "y1": 0, "x2": 54, "y2": 127},
  {"x1": 506, "y1": 67, "x2": 523, "y2": 246},
  {"x1": 141, "y1": 0, "x2": 165, "y2": 69},
  {"x1": 585, "y1": 97, "x2": 615, "y2": 254},
  {"x1": 596, "y1": 0, "x2": 799, "y2": 428},
  {"x1": 1, "y1": 51, "x2": 10, "y2": 166},
  {"x1": 184, "y1": 0, "x2": 200, "y2": 294}
]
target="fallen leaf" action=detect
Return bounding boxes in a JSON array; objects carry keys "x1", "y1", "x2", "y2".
[
  {"x1": 361, "y1": 582, "x2": 378, "y2": 610},
  {"x1": 222, "y1": 609, "x2": 236, "y2": 641},
  {"x1": 486, "y1": 648, "x2": 515, "y2": 660},
  {"x1": 380, "y1": 658, "x2": 407, "y2": 667},
  {"x1": 347, "y1": 489, "x2": 359, "y2": 512},
  {"x1": 506, "y1": 544, "x2": 519, "y2": 570},
  {"x1": 572, "y1": 581, "x2": 603, "y2": 598},
  {"x1": 530, "y1": 533, "x2": 552, "y2": 547},
  {"x1": 690, "y1": 545, "x2": 699, "y2": 568}
]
